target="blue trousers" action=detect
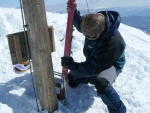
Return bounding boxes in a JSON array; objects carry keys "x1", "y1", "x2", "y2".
[{"x1": 98, "y1": 86, "x2": 126, "y2": 113}]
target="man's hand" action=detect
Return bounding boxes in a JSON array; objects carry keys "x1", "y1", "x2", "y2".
[
  {"x1": 61, "y1": 57, "x2": 74, "y2": 69},
  {"x1": 66, "y1": 0, "x2": 77, "y2": 12}
]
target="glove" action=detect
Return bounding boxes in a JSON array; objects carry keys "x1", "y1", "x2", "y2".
[{"x1": 61, "y1": 57, "x2": 74, "y2": 69}]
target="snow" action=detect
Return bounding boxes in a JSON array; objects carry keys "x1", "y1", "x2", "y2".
[{"x1": 0, "y1": 7, "x2": 150, "y2": 113}]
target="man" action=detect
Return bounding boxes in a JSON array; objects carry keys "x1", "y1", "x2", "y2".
[{"x1": 61, "y1": 1, "x2": 126, "y2": 113}]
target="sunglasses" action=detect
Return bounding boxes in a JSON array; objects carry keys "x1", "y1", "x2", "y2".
[{"x1": 83, "y1": 27, "x2": 105, "y2": 40}]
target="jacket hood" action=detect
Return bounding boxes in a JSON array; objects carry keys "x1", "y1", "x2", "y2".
[{"x1": 97, "y1": 11, "x2": 121, "y2": 39}]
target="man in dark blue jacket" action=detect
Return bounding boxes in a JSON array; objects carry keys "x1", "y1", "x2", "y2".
[{"x1": 61, "y1": 1, "x2": 126, "y2": 113}]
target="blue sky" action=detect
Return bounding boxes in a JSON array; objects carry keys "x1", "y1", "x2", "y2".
[
  {"x1": 0, "y1": 0, "x2": 150, "y2": 8},
  {"x1": 0, "y1": 0, "x2": 65, "y2": 7}
]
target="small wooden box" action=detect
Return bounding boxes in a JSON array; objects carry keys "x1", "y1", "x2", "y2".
[{"x1": 7, "y1": 26, "x2": 55, "y2": 65}]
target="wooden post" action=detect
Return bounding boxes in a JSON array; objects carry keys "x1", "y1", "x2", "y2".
[{"x1": 22, "y1": 0, "x2": 58, "y2": 112}]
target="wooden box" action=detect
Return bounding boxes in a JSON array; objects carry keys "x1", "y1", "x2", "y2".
[{"x1": 7, "y1": 26, "x2": 55, "y2": 65}]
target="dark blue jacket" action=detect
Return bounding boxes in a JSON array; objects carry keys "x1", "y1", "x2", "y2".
[{"x1": 70, "y1": 10, "x2": 126, "y2": 75}]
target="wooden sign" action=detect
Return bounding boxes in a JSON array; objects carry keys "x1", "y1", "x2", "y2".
[{"x1": 7, "y1": 26, "x2": 55, "y2": 65}]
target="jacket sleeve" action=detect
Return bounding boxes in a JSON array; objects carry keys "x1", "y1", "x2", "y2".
[
  {"x1": 73, "y1": 10, "x2": 82, "y2": 33},
  {"x1": 69, "y1": 58, "x2": 98, "y2": 75},
  {"x1": 69, "y1": 35, "x2": 117, "y2": 75}
]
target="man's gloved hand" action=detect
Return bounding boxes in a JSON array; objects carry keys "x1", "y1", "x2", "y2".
[{"x1": 61, "y1": 57, "x2": 74, "y2": 69}]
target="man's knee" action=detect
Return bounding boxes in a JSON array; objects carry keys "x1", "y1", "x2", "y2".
[{"x1": 95, "y1": 77, "x2": 110, "y2": 94}]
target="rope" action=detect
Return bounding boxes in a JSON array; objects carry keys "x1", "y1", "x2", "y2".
[
  {"x1": 19, "y1": 0, "x2": 40, "y2": 111},
  {"x1": 86, "y1": 0, "x2": 90, "y2": 13}
]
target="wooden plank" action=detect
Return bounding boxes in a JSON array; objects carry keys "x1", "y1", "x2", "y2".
[
  {"x1": 18, "y1": 31, "x2": 29, "y2": 61},
  {"x1": 7, "y1": 34, "x2": 17, "y2": 64},
  {"x1": 13, "y1": 35, "x2": 23, "y2": 63},
  {"x1": 48, "y1": 26, "x2": 55, "y2": 52},
  {"x1": 22, "y1": 0, "x2": 58, "y2": 112}
]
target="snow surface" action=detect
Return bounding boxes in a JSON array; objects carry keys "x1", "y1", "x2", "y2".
[{"x1": 0, "y1": 7, "x2": 150, "y2": 113}]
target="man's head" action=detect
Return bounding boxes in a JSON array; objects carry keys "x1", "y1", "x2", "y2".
[{"x1": 81, "y1": 13, "x2": 105, "y2": 39}]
